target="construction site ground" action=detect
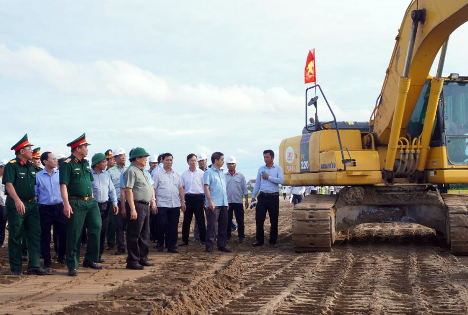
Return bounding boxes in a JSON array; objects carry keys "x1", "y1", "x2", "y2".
[{"x1": 2, "y1": 199, "x2": 468, "y2": 314}]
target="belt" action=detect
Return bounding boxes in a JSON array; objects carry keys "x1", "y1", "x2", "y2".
[
  {"x1": 70, "y1": 196, "x2": 93, "y2": 201},
  {"x1": 21, "y1": 197, "x2": 37, "y2": 203},
  {"x1": 134, "y1": 200, "x2": 150, "y2": 205},
  {"x1": 185, "y1": 193, "x2": 204, "y2": 197},
  {"x1": 41, "y1": 203, "x2": 62, "y2": 207},
  {"x1": 260, "y1": 192, "x2": 279, "y2": 196},
  {"x1": 98, "y1": 202, "x2": 108, "y2": 206}
]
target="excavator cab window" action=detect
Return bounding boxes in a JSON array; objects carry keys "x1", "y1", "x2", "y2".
[
  {"x1": 407, "y1": 79, "x2": 431, "y2": 138},
  {"x1": 444, "y1": 81, "x2": 468, "y2": 164}
]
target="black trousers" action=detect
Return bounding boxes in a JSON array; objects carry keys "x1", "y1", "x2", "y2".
[
  {"x1": 157, "y1": 207, "x2": 180, "y2": 250},
  {"x1": 126, "y1": 202, "x2": 150, "y2": 264},
  {"x1": 115, "y1": 203, "x2": 127, "y2": 251},
  {"x1": 38, "y1": 204, "x2": 67, "y2": 267},
  {"x1": 98, "y1": 202, "x2": 110, "y2": 257},
  {"x1": 255, "y1": 193, "x2": 279, "y2": 245},
  {"x1": 182, "y1": 194, "x2": 206, "y2": 243},
  {"x1": 227, "y1": 203, "x2": 244, "y2": 239},
  {"x1": 292, "y1": 194, "x2": 302, "y2": 205},
  {"x1": 206, "y1": 206, "x2": 228, "y2": 250},
  {"x1": 150, "y1": 212, "x2": 158, "y2": 242},
  {"x1": 0, "y1": 205, "x2": 6, "y2": 247}
]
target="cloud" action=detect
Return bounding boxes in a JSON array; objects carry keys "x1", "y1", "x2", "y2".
[
  {"x1": 124, "y1": 126, "x2": 213, "y2": 137},
  {"x1": 0, "y1": 45, "x2": 170, "y2": 101},
  {"x1": 176, "y1": 84, "x2": 302, "y2": 113},
  {"x1": 0, "y1": 45, "x2": 304, "y2": 114}
]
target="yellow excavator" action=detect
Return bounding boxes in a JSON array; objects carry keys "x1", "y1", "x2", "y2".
[{"x1": 279, "y1": 0, "x2": 468, "y2": 254}]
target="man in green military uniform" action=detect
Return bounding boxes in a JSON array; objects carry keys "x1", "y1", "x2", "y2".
[
  {"x1": 20, "y1": 146, "x2": 43, "y2": 261},
  {"x1": 59, "y1": 133, "x2": 102, "y2": 276},
  {"x1": 32, "y1": 147, "x2": 43, "y2": 172},
  {"x1": 2, "y1": 134, "x2": 49, "y2": 275}
]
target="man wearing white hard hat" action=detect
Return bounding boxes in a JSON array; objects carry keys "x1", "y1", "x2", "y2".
[
  {"x1": 148, "y1": 155, "x2": 159, "y2": 173},
  {"x1": 0, "y1": 159, "x2": 7, "y2": 247},
  {"x1": 197, "y1": 153, "x2": 208, "y2": 171},
  {"x1": 108, "y1": 147, "x2": 128, "y2": 255},
  {"x1": 192, "y1": 153, "x2": 208, "y2": 241},
  {"x1": 225, "y1": 156, "x2": 249, "y2": 243},
  {"x1": 148, "y1": 154, "x2": 159, "y2": 244}
]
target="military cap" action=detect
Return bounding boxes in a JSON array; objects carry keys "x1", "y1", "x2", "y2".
[
  {"x1": 91, "y1": 153, "x2": 106, "y2": 167},
  {"x1": 104, "y1": 149, "x2": 113, "y2": 159},
  {"x1": 11, "y1": 134, "x2": 33, "y2": 151},
  {"x1": 32, "y1": 147, "x2": 41, "y2": 159},
  {"x1": 67, "y1": 133, "x2": 91, "y2": 149},
  {"x1": 129, "y1": 147, "x2": 150, "y2": 160}
]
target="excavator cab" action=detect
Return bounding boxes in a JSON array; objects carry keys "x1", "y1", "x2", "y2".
[{"x1": 408, "y1": 75, "x2": 468, "y2": 166}]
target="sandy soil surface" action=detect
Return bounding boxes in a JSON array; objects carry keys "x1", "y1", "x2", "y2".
[{"x1": 2, "y1": 199, "x2": 468, "y2": 314}]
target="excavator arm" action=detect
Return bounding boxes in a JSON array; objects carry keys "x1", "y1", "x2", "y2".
[{"x1": 371, "y1": 0, "x2": 468, "y2": 145}]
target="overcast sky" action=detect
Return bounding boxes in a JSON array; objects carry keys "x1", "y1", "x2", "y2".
[{"x1": 1, "y1": 0, "x2": 467, "y2": 179}]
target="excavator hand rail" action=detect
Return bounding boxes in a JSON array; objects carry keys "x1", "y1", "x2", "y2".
[{"x1": 305, "y1": 84, "x2": 350, "y2": 171}]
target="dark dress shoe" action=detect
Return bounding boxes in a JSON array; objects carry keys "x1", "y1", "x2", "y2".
[
  {"x1": 269, "y1": 243, "x2": 277, "y2": 248},
  {"x1": 27, "y1": 267, "x2": 47, "y2": 275},
  {"x1": 157, "y1": 247, "x2": 164, "y2": 252},
  {"x1": 82, "y1": 260, "x2": 102, "y2": 269},
  {"x1": 43, "y1": 267, "x2": 54, "y2": 275},
  {"x1": 68, "y1": 268, "x2": 77, "y2": 276},
  {"x1": 218, "y1": 247, "x2": 232, "y2": 253},
  {"x1": 238, "y1": 237, "x2": 245, "y2": 243},
  {"x1": 168, "y1": 248, "x2": 179, "y2": 253},
  {"x1": 12, "y1": 270, "x2": 22, "y2": 276},
  {"x1": 126, "y1": 263, "x2": 144, "y2": 270},
  {"x1": 252, "y1": 241, "x2": 264, "y2": 247},
  {"x1": 205, "y1": 247, "x2": 213, "y2": 253},
  {"x1": 115, "y1": 248, "x2": 126, "y2": 255},
  {"x1": 99, "y1": 258, "x2": 105, "y2": 263},
  {"x1": 179, "y1": 241, "x2": 189, "y2": 246},
  {"x1": 139, "y1": 260, "x2": 155, "y2": 266}
]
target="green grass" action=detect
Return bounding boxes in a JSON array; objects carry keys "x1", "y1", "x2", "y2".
[{"x1": 448, "y1": 189, "x2": 468, "y2": 194}]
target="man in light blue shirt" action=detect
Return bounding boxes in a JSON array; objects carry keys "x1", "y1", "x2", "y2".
[
  {"x1": 91, "y1": 153, "x2": 118, "y2": 262},
  {"x1": 203, "y1": 152, "x2": 230, "y2": 253},
  {"x1": 108, "y1": 147, "x2": 128, "y2": 255},
  {"x1": 35, "y1": 151, "x2": 66, "y2": 269},
  {"x1": 251, "y1": 149, "x2": 284, "y2": 248}
]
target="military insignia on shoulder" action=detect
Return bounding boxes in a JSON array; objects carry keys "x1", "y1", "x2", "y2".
[
  {"x1": 9, "y1": 159, "x2": 16, "y2": 163},
  {"x1": 64, "y1": 158, "x2": 71, "y2": 163}
]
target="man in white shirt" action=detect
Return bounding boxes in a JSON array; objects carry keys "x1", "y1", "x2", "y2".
[
  {"x1": 282, "y1": 186, "x2": 288, "y2": 200},
  {"x1": 225, "y1": 156, "x2": 249, "y2": 243},
  {"x1": 152, "y1": 153, "x2": 186, "y2": 253},
  {"x1": 291, "y1": 186, "x2": 305, "y2": 205},
  {"x1": 180, "y1": 153, "x2": 206, "y2": 246}
]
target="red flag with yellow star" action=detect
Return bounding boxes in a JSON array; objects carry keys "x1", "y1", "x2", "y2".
[{"x1": 304, "y1": 49, "x2": 316, "y2": 84}]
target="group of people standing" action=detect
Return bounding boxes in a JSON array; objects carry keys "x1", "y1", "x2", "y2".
[{"x1": 0, "y1": 133, "x2": 284, "y2": 276}]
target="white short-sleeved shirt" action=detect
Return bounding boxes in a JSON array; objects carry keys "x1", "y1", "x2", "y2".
[
  {"x1": 153, "y1": 168, "x2": 183, "y2": 208},
  {"x1": 181, "y1": 168, "x2": 204, "y2": 194}
]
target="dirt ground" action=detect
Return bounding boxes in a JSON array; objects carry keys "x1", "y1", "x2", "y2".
[{"x1": 2, "y1": 199, "x2": 468, "y2": 314}]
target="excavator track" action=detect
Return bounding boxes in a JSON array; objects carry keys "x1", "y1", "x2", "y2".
[
  {"x1": 292, "y1": 194, "x2": 337, "y2": 252},
  {"x1": 441, "y1": 193, "x2": 468, "y2": 255}
]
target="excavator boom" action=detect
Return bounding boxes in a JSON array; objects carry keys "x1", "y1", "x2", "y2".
[{"x1": 372, "y1": 0, "x2": 468, "y2": 144}]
